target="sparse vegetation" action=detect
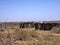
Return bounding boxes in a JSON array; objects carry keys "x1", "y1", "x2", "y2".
[
  {"x1": 0, "y1": 28, "x2": 60, "y2": 45},
  {"x1": 51, "y1": 27, "x2": 60, "y2": 34}
]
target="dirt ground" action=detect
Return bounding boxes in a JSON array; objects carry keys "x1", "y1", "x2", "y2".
[{"x1": 0, "y1": 28, "x2": 60, "y2": 45}]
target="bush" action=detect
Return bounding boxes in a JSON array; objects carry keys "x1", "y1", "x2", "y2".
[{"x1": 51, "y1": 27, "x2": 60, "y2": 34}]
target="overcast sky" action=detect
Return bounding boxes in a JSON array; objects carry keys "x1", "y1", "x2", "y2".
[{"x1": 0, "y1": 0, "x2": 60, "y2": 22}]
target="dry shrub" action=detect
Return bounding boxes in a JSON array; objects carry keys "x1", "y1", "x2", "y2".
[
  {"x1": 12, "y1": 29, "x2": 40, "y2": 42},
  {"x1": 4, "y1": 40, "x2": 12, "y2": 45},
  {"x1": 30, "y1": 30, "x2": 40, "y2": 39},
  {"x1": 51, "y1": 27, "x2": 60, "y2": 34},
  {"x1": 1, "y1": 28, "x2": 60, "y2": 45},
  {"x1": 13, "y1": 29, "x2": 32, "y2": 41},
  {"x1": 0, "y1": 40, "x2": 4, "y2": 45}
]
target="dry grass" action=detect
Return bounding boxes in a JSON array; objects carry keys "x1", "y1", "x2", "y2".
[
  {"x1": 51, "y1": 27, "x2": 60, "y2": 34},
  {"x1": 0, "y1": 28, "x2": 60, "y2": 45}
]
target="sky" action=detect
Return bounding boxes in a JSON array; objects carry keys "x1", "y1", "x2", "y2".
[{"x1": 0, "y1": 0, "x2": 60, "y2": 22}]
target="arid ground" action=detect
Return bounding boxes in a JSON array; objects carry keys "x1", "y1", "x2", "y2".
[{"x1": 0, "y1": 28, "x2": 60, "y2": 45}]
